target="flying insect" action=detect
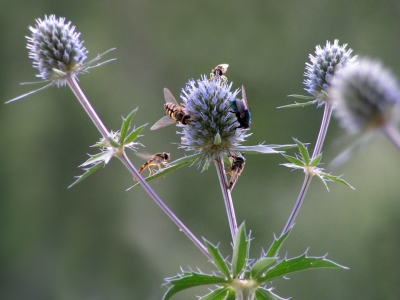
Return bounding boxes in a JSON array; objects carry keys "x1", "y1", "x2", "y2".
[
  {"x1": 227, "y1": 153, "x2": 246, "y2": 190},
  {"x1": 210, "y1": 64, "x2": 229, "y2": 85},
  {"x1": 133, "y1": 152, "x2": 171, "y2": 180},
  {"x1": 230, "y1": 85, "x2": 251, "y2": 129},
  {"x1": 150, "y1": 88, "x2": 191, "y2": 130}
]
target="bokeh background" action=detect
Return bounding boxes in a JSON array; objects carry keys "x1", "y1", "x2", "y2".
[{"x1": 1, "y1": 1, "x2": 400, "y2": 299}]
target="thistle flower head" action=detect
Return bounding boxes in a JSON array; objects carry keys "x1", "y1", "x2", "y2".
[
  {"x1": 178, "y1": 76, "x2": 250, "y2": 168},
  {"x1": 304, "y1": 39, "x2": 356, "y2": 102},
  {"x1": 27, "y1": 15, "x2": 88, "y2": 86},
  {"x1": 330, "y1": 58, "x2": 400, "y2": 134}
]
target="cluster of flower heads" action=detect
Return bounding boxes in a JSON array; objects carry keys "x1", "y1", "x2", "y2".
[
  {"x1": 304, "y1": 39, "x2": 356, "y2": 102},
  {"x1": 178, "y1": 76, "x2": 250, "y2": 167},
  {"x1": 27, "y1": 15, "x2": 88, "y2": 86}
]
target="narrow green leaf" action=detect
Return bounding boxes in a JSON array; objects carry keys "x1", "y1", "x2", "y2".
[
  {"x1": 280, "y1": 163, "x2": 304, "y2": 170},
  {"x1": 250, "y1": 257, "x2": 277, "y2": 280},
  {"x1": 124, "y1": 123, "x2": 147, "y2": 144},
  {"x1": 168, "y1": 152, "x2": 204, "y2": 166},
  {"x1": 255, "y1": 288, "x2": 288, "y2": 300},
  {"x1": 310, "y1": 153, "x2": 323, "y2": 167},
  {"x1": 201, "y1": 287, "x2": 235, "y2": 300},
  {"x1": 281, "y1": 154, "x2": 305, "y2": 166},
  {"x1": 294, "y1": 139, "x2": 310, "y2": 165},
  {"x1": 108, "y1": 136, "x2": 120, "y2": 148},
  {"x1": 120, "y1": 108, "x2": 138, "y2": 142},
  {"x1": 316, "y1": 174, "x2": 330, "y2": 191},
  {"x1": 80, "y1": 152, "x2": 111, "y2": 167},
  {"x1": 288, "y1": 94, "x2": 316, "y2": 100},
  {"x1": 231, "y1": 223, "x2": 249, "y2": 278},
  {"x1": 163, "y1": 272, "x2": 227, "y2": 300},
  {"x1": 277, "y1": 96, "x2": 317, "y2": 109},
  {"x1": 68, "y1": 162, "x2": 104, "y2": 188},
  {"x1": 265, "y1": 227, "x2": 292, "y2": 258},
  {"x1": 321, "y1": 173, "x2": 355, "y2": 190},
  {"x1": 128, "y1": 160, "x2": 190, "y2": 189},
  {"x1": 204, "y1": 240, "x2": 231, "y2": 279},
  {"x1": 260, "y1": 253, "x2": 348, "y2": 283},
  {"x1": 233, "y1": 145, "x2": 279, "y2": 154}
]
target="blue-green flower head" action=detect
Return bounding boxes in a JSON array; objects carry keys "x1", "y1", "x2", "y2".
[
  {"x1": 331, "y1": 58, "x2": 400, "y2": 134},
  {"x1": 27, "y1": 15, "x2": 88, "y2": 86},
  {"x1": 179, "y1": 76, "x2": 250, "y2": 167},
  {"x1": 304, "y1": 40, "x2": 356, "y2": 102}
]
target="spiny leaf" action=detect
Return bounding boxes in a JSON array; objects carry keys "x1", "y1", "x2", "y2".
[
  {"x1": 294, "y1": 139, "x2": 310, "y2": 165},
  {"x1": 233, "y1": 145, "x2": 279, "y2": 154},
  {"x1": 231, "y1": 223, "x2": 249, "y2": 278},
  {"x1": 204, "y1": 240, "x2": 231, "y2": 279},
  {"x1": 68, "y1": 162, "x2": 104, "y2": 188},
  {"x1": 80, "y1": 152, "x2": 111, "y2": 167},
  {"x1": 108, "y1": 135, "x2": 120, "y2": 148},
  {"x1": 310, "y1": 153, "x2": 323, "y2": 167},
  {"x1": 167, "y1": 152, "x2": 204, "y2": 166},
  {"x1": 124, "y1": 123, "x2": 147, "y2": 144},
  {"x1": 287, "y1": 94, "x2": 316, "y2": 100},
  {"x1": 163, "y1": 272, "x2": 228, "y2": 300},
  {"x1": 127, "y1": 160, "x2": 191, "y2": 189},
  {"x1": 277, "y1": 95, "x2": 317, "y2": 109},
  {"x1": 200, "y1": 287, "x2": 235, "y2": 300},
  {"x1": 316, "y1": 174, "x2": 330, "y2": 191},
  {"x1": 265, "y1": 226, "x2": 292, "y2": 258},
  {"x1": 259, "y1": 253, "x2": 348, "y2": 283},
  {"x1": 281, "y1": 154, "x2": 305, "y2": 166},
  {"x1": 321, "y1": 173, "x2": 355, "y2": 190},
  {"x1": 250, "y1": 257, "x2": 277, "y2": 280},
  {"x1": 119, "y1": 108, "x2": 138, "y2": 142},
  {"x1": 255, "y1": 288, "x2": 288, "y2": 300},
  {"x1": 280, "y1": 163, "x2": 304, "y2": 170}
]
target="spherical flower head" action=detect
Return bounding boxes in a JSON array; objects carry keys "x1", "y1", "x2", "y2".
[
  {"x1": 304, "y1": 40, "x2": 356, "y2": 102},
  {"x1": 331, "y1": 58, "x2": 400, "y2": 134},
  {"x1": 179, "y1": 76, "x2": 250, "y2": 167},
  {"x1": 27, "y1": 15, "x2": 88, "y2": 86}
]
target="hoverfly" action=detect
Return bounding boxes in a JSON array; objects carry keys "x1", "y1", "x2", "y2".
[
  {"x1": 133, "y1": 152, "x2": 171, "y2": 180},
  {"x1": 230, "y1": 85, "x2": 251, "y2": 129},
  {"x1": 150, "y1": 88, "x2": 191, "y2": 130},
  {"x1": 227, "y1": 153, "x2": 245, "y2": 190},
  {"x1": 209, "y1": 64, "x2": 229, "y2": 85}
]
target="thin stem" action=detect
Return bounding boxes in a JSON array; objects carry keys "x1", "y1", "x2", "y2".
[
  {"x1": 66, "y1": 74, "x2": 210, "y2": 259},
  {"x1": 383, "y1": 123, "x2": 400, "y2": 151},
  {"x1": 281, "y1": 174, "x2": 313, "y2": 234},
  {"x1": 119, "y1": 153, "x2": 210, "y2": 259},
  {"x1": 66, "y1": 75, "x2": 109, "y2": 141},
  {"x1": 214, "y1": 154, "x2": 238, "y2": 242},
  {"x1": 281, "y1": 99, "x2": 334, "y2": 235},
  {"x1": 312, "y1": 100, "x2": 334, "y2": 159}
]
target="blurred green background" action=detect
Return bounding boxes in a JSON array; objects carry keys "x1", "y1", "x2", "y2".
[{"x1": 1, "y1": 1, "x2": 400, "y2": 299}]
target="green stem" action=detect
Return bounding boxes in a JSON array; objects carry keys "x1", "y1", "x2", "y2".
[
  {"x1": 214, "y1": 154, "x2": 238, "y2": 242},
  {"x1": 66, "y1": 74, "x2": 210, "y2": 259},
  {"x1": 281, "y1": 99, "x2": 334, "y2": 235}
]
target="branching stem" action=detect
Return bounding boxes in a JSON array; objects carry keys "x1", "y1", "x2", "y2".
[
  {"x1": 281, "y1": 99, "x2": 334, "y2": 235},
  {"x1": 66, "y1": 74, "x2": 210, "y2": 259}
]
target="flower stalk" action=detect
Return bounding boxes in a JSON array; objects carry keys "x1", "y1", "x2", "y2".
[{"x1": 214, "y1": 154, "x2": 238, "y2": 241}]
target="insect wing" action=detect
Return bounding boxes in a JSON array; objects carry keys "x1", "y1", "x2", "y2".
[
  {"x1": 164, "y1": 88, "x2": 179, "y2": 105},
  {"x1": 241, "y1": 85, "x2": 248, "y2": 108},
  {"x1": 150, "y1": 115, "x2": 176, "y2": 130}
]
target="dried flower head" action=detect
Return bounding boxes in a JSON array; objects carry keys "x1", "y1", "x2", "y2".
[
  {"x1": 304, "y1": 40, "x2": 356, "y2": 102},
  {"x1": 178, "y1": 76, "x2": 250, "y2": 168},
  {"x1": 331, "y1": 58, "x2": 400, "y2": 134},
  {"x1": 27, "y1": 15, "x2": 88, "y2": 86}
]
